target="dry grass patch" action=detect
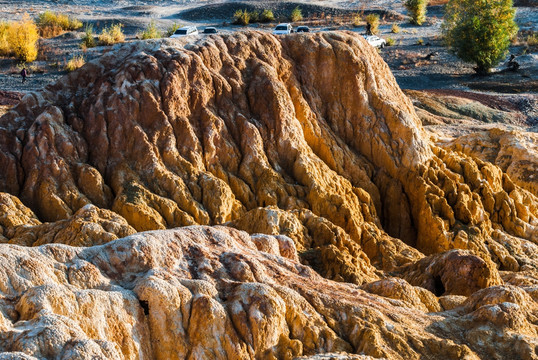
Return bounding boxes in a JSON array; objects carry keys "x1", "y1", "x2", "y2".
[
  {"x1": 65, "y1": 55, "x2": 85, "y2": 72},
  {"x1": 98, "y1": 24, "x2": 125, "y2": 45}
]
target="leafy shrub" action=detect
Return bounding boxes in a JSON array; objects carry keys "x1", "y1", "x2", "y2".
[
  {"x1": 233, "y1": 9, "x2": 250, "y2": 26},
  {"x1": 80, "y1": 24, "x2": 96, "y2": 49},
  {"x1": 443, "y1": 0, "x2": 518, "y2": 74},
  {"x1": 405, "y1": 0, "x2": 429, "y2": 26},
  {"x1": 0, "y1": 22, "x2": 9, "y2": 56},
  {"x1": 249, "y1": 11, "x2": 260, "y2": 23},
  {"x1": 36, "y1": 11, "x2": 82, "y2": 37},
  {"x1": 352, "y1": 13, "x2": 363, "y2": 27},
  {"x1": 521, "y1": 31, "x2": 538, "y2": 47},
  {"x1": 7, "y1": 14, "x2": 39, "y2": 62},
  {"x1": 260, "y1": 9, "x2": 275, "y2": 23},
  {"x1": 98, "y1": 23, "x2": 125, "y2": 45},
  {"x1": 366, "y1": 14, "x2": 380, "y2": 34},
  {"x1": 233, "y1": 9, "x2": 276, "y2": 25},
  {"x1": 65, "y1": 54, "x2": 85, "y2": 72},
  {"x1": 139, "y1": 20, "x2": 161, "y2": 39},
  {"x1": 528, "y1": 33, "x2": 538, "y2": 46},
  {"x1": 166, "y1": 23, "x2": 181, "y2": 37},
  {"x1": 391, "y1": 24, "x2": 401, "y2": 33},
  {"x1": 290, "y1": 7, "x2": 303, "y2": 22},
  {"x1": 386, "y1": 37, "x2": 396, "y2": 46}
]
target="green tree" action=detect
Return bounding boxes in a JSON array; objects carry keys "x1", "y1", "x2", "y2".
[
  {"x1": 365, "y1": 14, "x2": 380, "y2": 34},
  {"x1": 290, "y1": 7, "x2": 303, "y2": 22},
  {"x1": 166, "y1": 22, "x2": 181, "y2": 37},
  {"x1": 233, "y1": 9, "x2": 250, "y2": 26},
  {"x1": 404, "y1": 0, "x2": 429, "y2": 25},
  {"x1": 442, "y1": 0, "x2": 518, "y2": 74},
  {"x1": 80, "y1": 24, "x2": 96, "y2": 49},
  {"x1": 139, "y1": 20, "x2": 162, "y2": 40},
  {"x1": 260, "y1": 9, "x2": 275, "y2": 23}
]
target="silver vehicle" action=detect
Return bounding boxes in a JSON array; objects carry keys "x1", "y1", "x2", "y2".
[
  {"x1": 171, "y1": 26, "x2": 199, "y2": 38},
  {"x1": 273, "y1": 23, "x2": 293, "y2": 35},
  {"x1": 363, "y1": 35, "x2": 386, "y2": 48}
]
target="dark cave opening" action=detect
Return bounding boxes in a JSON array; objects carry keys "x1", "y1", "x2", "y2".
[
  {"x1": 139, "y1": 300, "x2": 150, "y2": 315},
  {"x1": 433, "y1": 275, "x2": 446, "y2": 296}
]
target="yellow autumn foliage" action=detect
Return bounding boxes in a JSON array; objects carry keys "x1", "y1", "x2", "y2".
[
  {"x1": 7, "y1": 14, "x2": 39, "y2": 62},
  {"x1": 0, "y1": 22, "x2": 9, "y2": 56}
]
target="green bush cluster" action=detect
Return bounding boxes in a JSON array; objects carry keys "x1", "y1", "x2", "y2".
[
  {"x1": 523, "y1": 31, "x2": 538, "y2": 46},
  {"x1": 352, "y1": 13, "x2": 363, "y2": 27},
  {"x1": 366, "y1": 14, "x2": 380, "y2": 34},
  {"x1": 80, "y1": 24, "x2": 96, "y2": 49},
  {"x1": 260, "y1": 9, "x2": 275, "y2": 22},
  {"x1": 443, "y1": 0, "x2": 518, "y2": 74},
  {"x1": 290, "y1": 7, "x2": 303, "y2": 22},
  {"x1": 166, "y1": 23, "x2": 181, "y2": 37},
  {"x1": 139, "y1": 20, "x2": 162, "y2": 40},
  {"x1": 233, "y1": 8, "x2": 276, "y2": 25},
  {"x1": 405, "y1": 0, "x2": 429, "y2": 26},
  {"x1": 233, "y1": 9, "x2": 250, "y2": 25}
]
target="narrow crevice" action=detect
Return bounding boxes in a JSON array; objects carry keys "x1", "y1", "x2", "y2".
[{"x1": 433, "y1": 275, "x2": 445, "y2": 297}]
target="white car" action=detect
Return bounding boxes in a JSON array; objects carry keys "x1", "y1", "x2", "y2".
[
  {"x1": 363, "y1": 35, "x2": 386, "y2": 48},
  {"x1": 273, "y1": 23, "x2": 293, "y2": 35},
  {"x1": 171, "y1": 26, "x2": 199, "y2": 38}
]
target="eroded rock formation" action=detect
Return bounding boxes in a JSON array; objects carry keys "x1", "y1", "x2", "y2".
[
  {"x1": 2, "y1": 226, "x2": 536, "y2": 360},
  {"x1": 0, "y1": 31, "x2": 537, "y2": 359}
]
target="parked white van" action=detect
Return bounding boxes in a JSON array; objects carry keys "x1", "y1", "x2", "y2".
[
  {"x1": 170, "y1": 26, "x2": 199, "y2": 38},
  {"x1": 273, "y1": 23, "x2": 293, "y2": 35}
]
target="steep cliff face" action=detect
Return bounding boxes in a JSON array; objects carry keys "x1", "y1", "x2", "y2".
[{"x1": 0, "y1": 31, "x2": 537, "y2": 359}]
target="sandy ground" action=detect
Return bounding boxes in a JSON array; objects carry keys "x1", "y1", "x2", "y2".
[{"x1": 0, "y1": 0, "x2": 536, "y2": 126}]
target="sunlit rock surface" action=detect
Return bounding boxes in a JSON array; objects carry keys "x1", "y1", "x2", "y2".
[{"x1": 0, "y1": 31, "x2": 537, "y2": 359}]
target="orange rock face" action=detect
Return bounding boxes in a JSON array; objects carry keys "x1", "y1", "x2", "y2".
[{"x1": 0, "y1": 31, "x2": 537, "y2": 359}]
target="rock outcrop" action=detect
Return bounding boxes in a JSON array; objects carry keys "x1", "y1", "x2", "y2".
[
  {"x1": 1, "y1": 226, "x2": 536, "y2": 360},
  {"x1": 0, "y1": 31, "x2": 537, "y2": 359},
  {"x1": 439, "y1": 128, "x2": 538, "y2": 196}
]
